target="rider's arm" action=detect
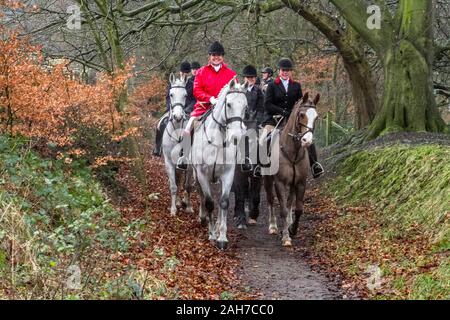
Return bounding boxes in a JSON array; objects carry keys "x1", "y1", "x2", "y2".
[
  {"x1": 297, "y1": 82, "x2": 303, "y2": 101},
  {"x1": 193, "y1": 69, "x2": 213, "y2": 103}
]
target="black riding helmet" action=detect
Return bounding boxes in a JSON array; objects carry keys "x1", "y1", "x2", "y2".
[
  {"x1": 208, "y1": 41, "x2": 225, "y2": 56},
  {"x1": 277, "y1": 58, "x2": 294, "y2": 70},
  {"x1": 242, "y1": 65, "x2": 257, "y2": 77},
  {"x1": 179, "y1": 61, "x2": 191, "y2": 73},
  {"x1": 261, "y1": 67, "x2": 274, "y2": 77},
  {"x1": 191, "y1": 61, "x2": 201, "y2": 69}
]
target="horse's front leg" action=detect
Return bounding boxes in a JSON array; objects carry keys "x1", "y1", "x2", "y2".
[
  {"x1": 175, "y1": 169, "x2": 183, "y2": 207},
  {"x1": 286, "y1": 189, "x2": 295, "y2": 226},
  {"x1": 183, "y1": 166, "x2": 194, "y2": 214},
  {"x1": 289, "y1": 182, "x2": 306, "y2": 237},
  {"x1": 197, "y1": 168, "x2": 216, "y2": 240},
  {"x1": 233, "y1": 170, "x2": 248, "y2": 230},
  {"x1": 274, "y1": 180, "x2": 291, "y2": 246},
  {"x1": 248, "y1": 175, "x2": 262, "y2": 225},
  {"x1": 217, "y1": 167, "x2": 235, "y2": 250},
  {"x1": 264, "y1": 176, "x2": 278, "y2": 235},
  {"x1": 164, "y1": 155, "x2": 178, "y2": 216}
]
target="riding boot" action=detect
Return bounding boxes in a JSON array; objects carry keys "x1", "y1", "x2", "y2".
[
  {"x1": 153, "y1": 118, "x2": 168, "y2": 157},
  {"x1": 241, "y1": 136, "x2": 252, "y2": 172},
  {"x1": 254, "y1": 130, "x2": 272, "y2": 178},
  {"x1": 307, "y1": 143, "x2": 325, "y2": 179},
  {"x1": 176, "y1": 130, "x2": 191, "y2": 171}
]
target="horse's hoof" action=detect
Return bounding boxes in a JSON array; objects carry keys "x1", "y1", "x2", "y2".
[
  {"x1": 216, "y1": 241, "x2": 228, "y2": 250},
  {"x1": 237, "y1": 223, "x2": 247, "y2": 230},
  {"x1": 248, "y1": 218, "x2": 257, "y2": 226},
  {"x1": 200, "y1": 217, "x2": 207, "y2": 227},
  {"x1": 269, "y1": 228, "x2": 278, "y2": 235},
  {"x1": 181, "y1": 201, "x2": 187, "y2": 209},
  {"x1": 282, "y1": 240, "x2": 292, "y2": 247},
  {"x1": 289, "y1": 226, "x2": 298, "y2": 237},
  {"x1": 185, "y1": 207, "x2": 194, "y2": 214},
  {"x1": 170, "y1": 210, "x2": 177, "y2": 216}
]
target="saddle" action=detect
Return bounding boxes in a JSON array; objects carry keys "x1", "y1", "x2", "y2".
[{"x1": 156, "y1": 112, "x2": 169, "y2": 130}]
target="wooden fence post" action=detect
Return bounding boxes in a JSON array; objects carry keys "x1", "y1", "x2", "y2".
[{"x1": 326, "y1": 111, "x2": 333, "y2": 146}]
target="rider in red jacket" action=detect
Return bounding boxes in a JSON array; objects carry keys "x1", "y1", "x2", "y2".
[
  {"x1": 177, "y1": 41, "x2": 236, "y2": 170},
  {"x1": 184, "y1": 42, "x2": 236, "y2": 123}
]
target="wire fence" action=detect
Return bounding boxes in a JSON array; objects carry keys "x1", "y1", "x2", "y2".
[{"x1": 315, "y1": 112, "x2": 354, "y2": 148}]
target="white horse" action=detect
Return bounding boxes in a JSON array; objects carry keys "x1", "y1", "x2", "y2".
[
  {"x1": 190, "y1": 78, "x2": 248, "y2": 249},
  {"x1": 162, "y1": 74, "x2": 194, "y2": 216}
]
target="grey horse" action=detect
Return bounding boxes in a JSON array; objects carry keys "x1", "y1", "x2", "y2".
[
  {"x1": 190, "y1": 78, "x2": 249, "y2": 249},
  {"x1": 162, "y1": 74, "x2": 194, "y2": 216}
]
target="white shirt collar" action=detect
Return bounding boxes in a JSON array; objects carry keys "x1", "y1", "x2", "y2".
[
  {"x1": 247, "y1": 84, "x2": 254, "y2": 92},
  {"x1": 212, "y1": 64, "x2": 222, "y2": 72},
  {"x1": 281, "y1": 78, "x2": 289, "y2": 91}
]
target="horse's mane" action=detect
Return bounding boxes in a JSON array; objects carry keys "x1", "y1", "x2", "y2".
[{"x1": 216, "y1": 78, "x2": 245, "y2": 109}]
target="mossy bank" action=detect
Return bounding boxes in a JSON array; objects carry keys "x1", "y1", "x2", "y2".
[{"x1": 319, "y1": 143, "x2": 449, "y2": 299}]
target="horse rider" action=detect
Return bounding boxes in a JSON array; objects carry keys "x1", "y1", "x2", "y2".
[
  {"x1": 177, "y1": 41, "x2": 237, "y2": 170},
  {"x1": 191, "y1": 61, "x2": 201, "y2": 76},
  {"x1": 152, "y1": 61, "x2": 196, "y2": 157},
  {"x1": 242, "y1": 65, "x2": 265, "y2": 126},
  {"x1": 260, "y1": 66, "x2": 274, "y2": 94},
  {"x1": 239, "y1": 65, "x2": 265, "y2": 225},
  {"x1": 257, "y1": 58, "x2": 324, "y2": 178}
]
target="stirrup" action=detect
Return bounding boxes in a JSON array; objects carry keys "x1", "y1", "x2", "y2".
[
  {"x1": 241, "y1": 157, "x2": 253, "y2": 173},
  {"x1": 311, "y1": 162, "x2": 325, "y2": 178},
  {"x1": 176, "y1": 157, "x2": 188, "y2": 171},
  {"x1": 253, "y1": 165, "x2": 262, "y2": 178}
]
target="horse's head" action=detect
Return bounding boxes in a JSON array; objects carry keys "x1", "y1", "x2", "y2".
[
  {"x1": 294, "y1": 92, "x2": 319, "y2": 147},
  {"x1": 169, "y1": 73, "x2": 187, "y2": 122},
  {"x1": 217, "y1": 78, "x2": 248, "y2": 144}
]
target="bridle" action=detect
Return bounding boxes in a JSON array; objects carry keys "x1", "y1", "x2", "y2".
[
  {"x1": 288, "y1": 105, "x2": 316, "y2": 142},
  {"x1": 167, "y1": 85, "x2": 187, "y2": 143},
  {"x1": 203, "y1": 89, "x2": 248, "y2": 145},
  {"x1": 211, "y1": 90, "x2": 248, "y2": 131}
]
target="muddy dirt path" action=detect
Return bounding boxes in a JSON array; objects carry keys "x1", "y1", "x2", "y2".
[{"x1": 230, "y1": 190, "x2": 343, "y2": 300}]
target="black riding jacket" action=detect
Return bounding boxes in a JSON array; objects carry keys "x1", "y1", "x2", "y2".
[
  {"x1": 245, "y1": 85, "x2": 265, "y2": 125},
  {"x1": 263, "y1": 77, "x2": 303, "y2": 125}
]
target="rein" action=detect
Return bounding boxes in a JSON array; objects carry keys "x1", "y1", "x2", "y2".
[
  {"x1": 280, "y1": 106, "x2": 316, "y2": 165},
  {"x1": 202, "y1": 89, "x2": 247, "y2": 145},
  {"x1": 211, "y1": 90, "x2": 248, "y2": 130},
  {"x1": 166, "y1": 85, "x2": 187, "y2": 143}
]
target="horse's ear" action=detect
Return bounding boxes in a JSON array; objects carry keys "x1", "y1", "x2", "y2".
[
  {"x1": 181, "y1": 74, "x2": 187, "y2": 85},
  {"x1": 243, "y1": 78, "x2": 249, "y2": 90},
  {"x1": 313, "y1": 93, "x2": 320, "y2": 105},
  {"x1": 169, "y1": 73, "x2": 176, "y2": 86},
  {"x1": 302, "y1": 92, "x2": 309, "y2": 104},
  {"x1": 229, "y1": 76, "x2": 237, "y2": 89}
]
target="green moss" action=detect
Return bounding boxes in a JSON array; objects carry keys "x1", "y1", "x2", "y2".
[
  {"x1": 327, "y1": 144, "x2": 450, "y2": 299},
  {"x1": 409, "y1": 259, "x2": 450, "y2": 300},
  {"x1": 329, "y1": 144, "x2": 450, "y2": 244}
]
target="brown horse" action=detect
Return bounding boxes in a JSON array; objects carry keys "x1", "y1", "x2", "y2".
[{"x1": 263, "y1": 92, "x2": 320, "y2": 246}]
